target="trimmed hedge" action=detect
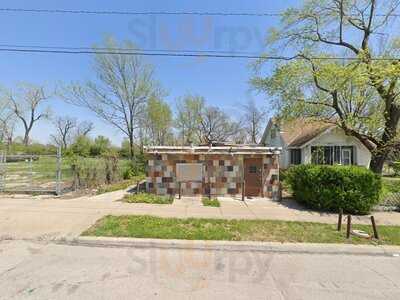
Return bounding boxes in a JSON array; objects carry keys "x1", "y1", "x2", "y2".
[{"x1": 285, "y1": 165, "x2": 381, "y2": 215}]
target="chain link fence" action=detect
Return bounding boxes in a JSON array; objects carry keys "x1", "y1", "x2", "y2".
[
  {"x1": 380, "y1": 192, "x2": 400, "y2": 210},
  {"x1": 0, "y1": 148, "x2": 63, "y2": 195}
]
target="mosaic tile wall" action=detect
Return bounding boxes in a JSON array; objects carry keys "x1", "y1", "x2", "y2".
[{"x1": 146, "y1": 153, "x2": 280, "y2": 197}]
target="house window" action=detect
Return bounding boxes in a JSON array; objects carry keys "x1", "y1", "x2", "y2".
[
  {"x1": 311, "y1": 146, "x2": 354, "y2": 165},
  {"x1": 290, "y1": 149, "x2": 302, "y2": 165}
]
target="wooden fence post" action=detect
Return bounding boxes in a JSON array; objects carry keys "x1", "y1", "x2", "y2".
[
  {"x1": 337, "y1": 209, "x2": 343, "y2": 231},
  {"x1": 56, "y1": 146, "x2": 62, "y2": 196},
  {"x1": 346, "y1": 215, "x2": 352, "y2": 239},
  {"x1": 242, "y1": 180, "x2": 245, "y2": 201},
  {"x1": 371, "y1": 216, "x2": 379, "y2": 240}
]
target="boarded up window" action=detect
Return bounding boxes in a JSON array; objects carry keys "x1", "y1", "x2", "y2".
[{"x1": 176, "y1": 163, "x2": 203, "y2": 182}]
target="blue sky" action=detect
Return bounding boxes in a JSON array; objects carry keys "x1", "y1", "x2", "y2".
[{"x1": 0, "y1": 0, "x2": 298, "y2": 145}]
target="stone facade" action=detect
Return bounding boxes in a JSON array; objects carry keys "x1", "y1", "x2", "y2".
[{"x1": 146, "y1": 153, "x2": 279, "y2": 198}]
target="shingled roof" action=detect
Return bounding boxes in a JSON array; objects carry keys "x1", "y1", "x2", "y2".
[{"x1": 275, "y1": 118, "x2": 334, "y2": 147}]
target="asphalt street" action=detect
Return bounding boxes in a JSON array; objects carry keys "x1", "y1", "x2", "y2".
[{"x1": 1, "y1": 240, "x2": 400, "y2": 299}]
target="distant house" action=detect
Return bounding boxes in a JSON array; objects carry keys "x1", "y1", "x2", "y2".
[{"x1": 261, "y1": 118, "x2": 372, "y2": 169}]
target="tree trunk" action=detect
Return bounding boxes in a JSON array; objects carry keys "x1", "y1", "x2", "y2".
[
  {"x1": 369, "y1": 103, "x2": 400, "y2": 174},
  {"x1": 369, "y1": 150, "x2": 387, "y2": 174},
  {"x1": 23, "y1": 131, "x2": 30, "y2": 146},
  {"x1": 129, "y1": 136, "x2": 135, "y2": 161},
  {"x1": 128, "y1": 133, "x2": 138, "y2": 174}
]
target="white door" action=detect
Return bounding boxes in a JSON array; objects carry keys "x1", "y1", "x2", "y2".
[{"x1": 342, "y1": 149, "x2": 352, "y2": 165}]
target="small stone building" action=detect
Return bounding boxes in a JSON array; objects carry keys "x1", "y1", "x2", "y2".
[{"x1": 145, "y1": 145, "x2": 280, "y2": 198}]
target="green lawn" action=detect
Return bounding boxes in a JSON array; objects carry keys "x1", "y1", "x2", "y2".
[
  {"x1": 83, "y1": 215, "x2": 400, "y2": 245},
  {"x1": 382, "y1": 177, "x2": 400, "y2": 194},
  {"x1": 202, "y1": 197, "x2": 221, "y2": 207},
  {"x1": 122, "y1": 193, "x2": 174, "y2": 204}
]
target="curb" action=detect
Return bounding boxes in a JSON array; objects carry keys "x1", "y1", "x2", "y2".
[{"x1": 56, "y1": 236, "x2": 400, "y2": 257}]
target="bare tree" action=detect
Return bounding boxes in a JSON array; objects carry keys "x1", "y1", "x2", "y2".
[
  {"x1": 2, "y1": 83, "x2": 50, "y2": 145},
  {"x1": 60, "y1": 37, "x2": 161, "y2": 162},
  {"x1": 50, "y1": 116, "x2": 77, "y2": 149},
  {"x1": 0, "y1": 116, "x2": 16, "y2": 147},
  {"x1": 198, "y1": 106, "x2": 240, "y2": 144},
  {"x1": 0, "y1": 99, "x2": 10, "y2": 144},
  {"x1": 75, "y1": 121, "x2": 94, "y2": 137},
  {"x1": 240, "y1": 99, "x2": 267, "y2": 144}
]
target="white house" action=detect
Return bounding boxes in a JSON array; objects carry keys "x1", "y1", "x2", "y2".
[{"x1": 261, "y1": 118, "x2": 372, "y2": 169}]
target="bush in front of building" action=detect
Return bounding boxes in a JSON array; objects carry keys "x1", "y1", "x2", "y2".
[
  {"x1": 202, "y1": 197, "x2": 221, "y2": 207},
  {"x1": 123, "y1": 193, "x2": 174, "y2": 204},
  {"x1": 285, "y1": 165, "x2": 381, "y2": 215}
]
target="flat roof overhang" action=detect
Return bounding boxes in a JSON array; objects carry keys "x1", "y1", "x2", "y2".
[{"x1": 144, "y1": 145, "x2": 281, "y2": 155}]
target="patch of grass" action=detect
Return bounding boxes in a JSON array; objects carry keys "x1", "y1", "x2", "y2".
[
  {"x1": 122, "y1": 193, "x2": 173, "y2": 204},
  {"x1": 83, "y1": 215, "x2": 400, "y2": 245},
  {"x1": 202, "y1": 197, "x2": 220, "y2": 207},
  {"x1": 382, "y1": 178, "x2": 400, "y2": 195},
  {"x1": 96, "y1": 175, "x2": 145, "y2": 195}
]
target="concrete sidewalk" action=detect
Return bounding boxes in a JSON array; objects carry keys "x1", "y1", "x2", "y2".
[{"x1": 1, "y1": 191, "x2": 400, "y2": 240}]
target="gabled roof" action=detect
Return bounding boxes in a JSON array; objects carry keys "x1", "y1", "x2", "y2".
[{"x1": 271, "y1": 118, "x2": 334, "y2": 148}]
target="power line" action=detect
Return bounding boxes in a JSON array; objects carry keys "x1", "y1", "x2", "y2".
[
  {"x1": 0, "y1": 43, "x2": 262, "y2": 56},
  {"x1": 0, "y1": 8, "x2": 282, "y2": 17},
  {"x1": 0, "y1": 46, "x2": 397, "y2": 61},
  {"x1": 0, "y1": 7, "x2": 399, "y2": 17},
  {"x1": 0, "y1": 47, "x2": 286, "y2": 59}
]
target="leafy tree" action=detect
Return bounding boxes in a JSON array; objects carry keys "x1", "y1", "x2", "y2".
[
  {"x1": 90, "y1": 135, "x2": 111, "y2": 156},
  {"x1": 7, "y1": 142, "x2": 57, "y2": 155},
  {"x1": 60, "y1": 36, "x2": 161, "y2": 164},
  {"x1": 145, "y1": 96, "x2": 173, "y2": 145},
  {"x1": 70, "y1": 135, "x2": 92, "y2": 157},
  {"x1": 175, "y1": 95, "x2": 204, "y2": 145},
  {"x1": 253, "y1": 0, "x2": 400, "y2": 174}
]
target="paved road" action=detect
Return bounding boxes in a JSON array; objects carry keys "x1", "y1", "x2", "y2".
[{"x1": 1, "y1": 240, "x2": 400, "y2": 299}]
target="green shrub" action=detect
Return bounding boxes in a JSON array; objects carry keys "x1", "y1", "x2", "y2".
[
  {"x1": 123, "y1": 193, "x2": 173, "y2": 204},
  {"x1": 279, "y1": 169, "x2": 292, "y2": 192},
  {"x1": 392, "y1": 161, "x2": 400, "y2": 176},
  {"x1": 70, "y1": 136, "x2": 92, "y2": 157},
  {"x1": 66, "y1": 154, "x2": 144, "y2": 190},
  {"x1": 202, "y1": 197, "x2": 220, "y2": 207},
  {"x1": 285, "y1": 165, "x2": 381, "y2": 215},
  {"x1": 122, "y1": 162, "x2": 136, "y2": 180},
  {"x1": 4, "y1": 142, "x2": 57, "y2": 155}
]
